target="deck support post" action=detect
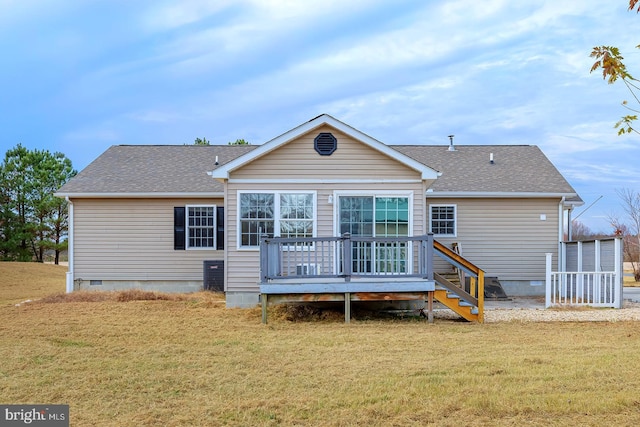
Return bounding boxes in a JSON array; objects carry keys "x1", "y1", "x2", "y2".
[
  {"x1": 261, "y1": 294, "x2": 268, "y2": 324},
  {"x1": 344, "y1": 292, "x2": 351, "y2": 323},
  {"x1": 427, "y1": 291, "x2": 434, "y2": 323}
]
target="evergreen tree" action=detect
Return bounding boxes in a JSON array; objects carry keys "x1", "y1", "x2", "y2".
[{"x1": 0, "y1": 144, "x2": 76, "y2": 262}]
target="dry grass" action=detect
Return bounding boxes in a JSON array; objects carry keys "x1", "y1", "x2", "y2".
[
  {"x1": 0, "y1": 261, "x2": 67, "y2": 305},
  {"x1": 624, "y1": 263, "x2": 640, "y2": 287},
  {"x1": 2, "y1": 263, "x2": 640, "y2": 426},
  {"x1": 624, "y1": 275, "x2": 640, "y2": 287}
]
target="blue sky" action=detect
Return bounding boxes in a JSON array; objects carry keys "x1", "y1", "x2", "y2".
[{"x1": 1, "y1": 0, "x2": 639, "y2": 232}]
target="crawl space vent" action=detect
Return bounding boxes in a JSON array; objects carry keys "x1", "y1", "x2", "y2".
[{"x1": 314, "y1": 133, "x2": 337, "y2": 156}]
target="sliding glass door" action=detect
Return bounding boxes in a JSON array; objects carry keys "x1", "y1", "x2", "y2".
[{"x1": 338, "y1": 196, "x2": 410, "y2": 274}]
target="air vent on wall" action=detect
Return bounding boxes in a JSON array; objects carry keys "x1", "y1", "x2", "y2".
[{"x1": 314, "y1": 132, "x2": 337, "y2": 156}]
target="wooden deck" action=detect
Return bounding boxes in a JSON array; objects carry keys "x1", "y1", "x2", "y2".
[
  {"x1": 260, "y1": 278, "x2": 436, "y2": 323},
  {"x1": 259, "y1": 234, "x2": 485, "y2": 323}
]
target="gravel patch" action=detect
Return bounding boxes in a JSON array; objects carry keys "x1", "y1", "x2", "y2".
[
  {"x1": 432, "y1": 299, "x2": 640, "y2": 323},
  {"x1": 484, "y1": 301, "x2": 640, "y2": 323}
]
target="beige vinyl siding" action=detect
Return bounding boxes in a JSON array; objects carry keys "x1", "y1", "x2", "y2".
[
  {"x1": 232, "y1": 125, "x2": 420, "y2": 180},
  {"x1": 428, "y1": 198, "x2": 560, "y2": 281},
  {"x1": 224, "y1": 127, "x2": 429, "y2": 292},
  {"x1": 226, "y1": 183, "x2": 426, "y2": 292},
  {"x1": 72, "y1": 198, "x2": 223, "y2": 281}
]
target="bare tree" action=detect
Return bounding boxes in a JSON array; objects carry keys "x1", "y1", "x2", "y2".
[
  {"x1": 571, "y1": 220, "x2": 594, "y2": 240},
  {"x1": 609, "y1": 188, "x2": 640, "y2": 280}
]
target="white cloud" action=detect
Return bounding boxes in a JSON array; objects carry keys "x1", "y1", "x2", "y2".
[
  {"x1": 562, "y1": 161, "x2": 640, "y2": 184},
  {"x1": 142, "y1": 0, "x2": 237, "y2": 30},
  {"x1": 3, "y1": 0, "x2": 640, "y2": 197}
]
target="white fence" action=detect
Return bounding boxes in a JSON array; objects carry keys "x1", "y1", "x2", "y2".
[{"x1": 545, "y1": 238, "x2": 623, "y2": 308}]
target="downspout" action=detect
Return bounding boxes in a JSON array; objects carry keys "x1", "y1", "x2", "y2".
[
  {"x1": 558, "y1": 197, "x2": 565, "y2": 242},
  {"x1": 558, "y1": 197, "x2": 565, "y2": 273},
  {"x1": 65, "y1": 197, "x2": 74, "y2": 293}
]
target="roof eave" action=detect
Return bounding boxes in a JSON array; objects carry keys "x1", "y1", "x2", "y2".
[
  {"x1": 55, "y1": 192, "x2": 224, "y2": 199},
  {"x1": 209, "y1": 114, "x2": 441, "y2": 180},
  {"x1": 564, "y1": 199, "x2": 585, "y2": 207},
  {"x1": 426, "y1": 191, "x2": 579, "y2": 199}
]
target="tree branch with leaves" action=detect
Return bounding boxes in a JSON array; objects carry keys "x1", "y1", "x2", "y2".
[{"x1": 590, "y1": 0, "x2": 640, "y2": 135}]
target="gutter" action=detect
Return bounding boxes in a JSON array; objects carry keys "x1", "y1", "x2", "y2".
[
  {"x1": 425, "y1": 191, "x2": 579, "y2": 199},
  {"x1": 54, "y1": 192, "x2": 225, "y2": 199}
]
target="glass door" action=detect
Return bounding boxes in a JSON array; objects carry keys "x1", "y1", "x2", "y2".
[
  {"x1": 339, "y1": 197, "x2": 373, "y2": 273},
  {"x1": 338, "y1": 196, "x2": 410, "y2": 274}
]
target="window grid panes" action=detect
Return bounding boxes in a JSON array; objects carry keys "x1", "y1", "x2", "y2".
[
  {"x1": 339, "y1": 196, "x2": 373, "y2": 236},
  {"x1": 187, "y1": 206, "x2": 215, "y2": 248},
  {"x1": 280, "y1": 194, "x2": 314, "y2": 239},
  {"x1": 375, "y1": 197, "x2": 409, "y2": 237},
  {"x1": 339, "y1": 196, "x2": 410, "y2": 274},
  {"x1": 431, "y1": 205, "x2": 456, "y2": 236},
  {"x1": 240, "y1": 193, "x2": 275, "y2": 247},
  {"x1": 239, "y1": 192, "x2": 315, "y2": 247}
]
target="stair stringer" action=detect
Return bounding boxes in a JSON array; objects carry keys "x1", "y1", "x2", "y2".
[{"x1": 434, "y1": 289, "x2": 479, "y2": 322}]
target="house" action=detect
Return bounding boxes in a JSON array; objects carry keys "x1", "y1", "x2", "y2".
[{"x1": 56, "y1": 114, "x2": 582, "y2": 309}]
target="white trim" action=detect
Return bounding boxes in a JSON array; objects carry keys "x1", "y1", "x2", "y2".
[
  {"x1": 228, "y1": 178, "x2": 422, "y2": 184},
  {"x1": 426, "y1": 191, "x2": 578, "y2": 199},
  {"x1": 55, "y1": 192, "x2": 224, "y2": 199},
  {"x1": 209, "y1": 114, "x2": 440, "y2": 180},
  {"x1": 564, "y1": 199, "x2": 584, "y2": 207},
  {"x1": 223, "y1": 183, "x2": 229, "y2": 291},
  {"x1": 333, "y1": 192, "x2": 415, "y2": 275},
  {"x1": 558, "y1": 196, "x2": 565, "y2": 247},
  {"x1": 236, "y1": 190, "x2": 318, "y2": 250},
  {"x1": 185, "y1": 204, "x2": 218, "y2": 250},
  {"x1": 614, "y1": 237, "x2": 623, "y2": 308},
  {"x1": 428, "y1": 204, "x2": 457, "y2": 238},
  {"x1": 66, "y1": 197, "x2": 74, "y2": 293}
]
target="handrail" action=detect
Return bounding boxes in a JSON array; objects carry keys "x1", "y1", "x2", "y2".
[
  {"x1": 434, "y1": 273, "x2": 478, "y2": 307},
  {"x1": 433, "y1": 240, "x2": 480, "y2": 277},
  {"x1": 433, "y1": 240, "x2": 485, "y2": 323}
]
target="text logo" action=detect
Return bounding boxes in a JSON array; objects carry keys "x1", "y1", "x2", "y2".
[{"x1": 1, "y1": 405, "x2": 69, "y2": 426}]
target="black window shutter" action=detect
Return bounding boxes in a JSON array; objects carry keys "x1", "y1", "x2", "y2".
[
  {"x1": 174, "y1": 207, "x2": 186, "y2": 250},
  {"x1": 216, "y1": 206, "x2": 224, "y2": 250}
]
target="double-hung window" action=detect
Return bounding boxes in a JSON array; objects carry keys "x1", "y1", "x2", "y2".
[
  {"x1": 430, "y1": 204, "x2": 456, "y2": 237},
  {"x1": 239, "y1": 192, "x2": 315, "y2": 248},
  {"x1": 187, "y1": 205, "x2": 216, "y2": 248}
]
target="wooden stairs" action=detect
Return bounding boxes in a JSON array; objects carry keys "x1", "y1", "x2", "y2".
[
  {"x1": 432, "y1": 241, "x2": 485, "y2": 323},
  {"x1": 434, "y1": 273, "x2": 480, "y2": 322}
]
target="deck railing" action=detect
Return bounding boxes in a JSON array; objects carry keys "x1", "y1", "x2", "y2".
[
  {"x1": 545, "y1": 247, "x2": 623, "y2": 308},
  {"x1": 260, "y1": 233, "x2": 434, "y2": 282},
  {"x1": 547, "y1": 271, "x2": 619, "y2": 306}
]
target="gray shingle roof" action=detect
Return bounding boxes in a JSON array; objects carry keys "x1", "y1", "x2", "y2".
[
  {"x1": 57, "y1": 143, "x2": 579, "y2": 200},
  {"x1": 57, "y1": 145, "x2": 257, "y2": 195},
  {"x1": 394, "y1": 144, "x2": 579, "y2": 196}
]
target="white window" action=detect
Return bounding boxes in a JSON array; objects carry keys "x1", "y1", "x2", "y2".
[
  {"x1": 239, "y1": 192, "x2": 315, "y2": 248},
  {"x1": 338, "y1": 194, "x2": 412, "y2": 274},
  {"x1": 430, "y1": 204, "x2": 456, "y2": 237},
  {"x1": 187, "y1": 205, "x2": 216, "y2": 248}
]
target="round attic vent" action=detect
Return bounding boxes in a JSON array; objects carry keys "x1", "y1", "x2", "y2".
[{"x1": 314, "y1": 132, "x2": 337, "y2": 156}]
